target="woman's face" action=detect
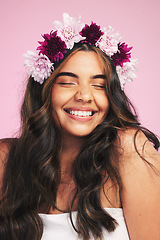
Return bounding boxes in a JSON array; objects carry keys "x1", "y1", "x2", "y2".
[{"x1": 51, "y1": 51, "x2": 110, "y2": 138}]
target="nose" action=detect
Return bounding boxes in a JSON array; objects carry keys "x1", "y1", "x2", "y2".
[{"x1": 74, "y1": 85, "x2": 93, "y2": 103}]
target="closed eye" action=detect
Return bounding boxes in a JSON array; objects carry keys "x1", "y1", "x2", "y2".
[
  {"x1": 57, "y1": 82, "x2": 76, "y2": 87},
  {"x1": 92, "y1": 84, "x2": 105, "y2": 89},
  {"x1": 58, "y1": 82, "x2": 75, "y2": 85}
]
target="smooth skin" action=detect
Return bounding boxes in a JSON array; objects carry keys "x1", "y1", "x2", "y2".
[
  {"x1": 1, "y1": 51, "x2": 160, "y2": 239},
  {"x1": 52, "y1": 51, "x2": 160, "y2": 239},
  {"x1": 51, "y1": 51, "x2": 114, "y2": 212},
  {"x1": 118, "y1": 129, "x2": 160, "y2": 240},
  {"x1": 51, "y1": 51, "x2": 110, "y2": 139}
]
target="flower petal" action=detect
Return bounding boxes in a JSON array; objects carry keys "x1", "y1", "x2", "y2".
[{"x1": 24, "y1": 51, "x2": 54, "y2": 84}]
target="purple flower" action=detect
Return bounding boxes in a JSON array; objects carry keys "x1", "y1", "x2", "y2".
[
  {"x1": 112, "y1": 42, "x2": 132, "y2": 67},
  {"x1": 80, "y1": 22, "x2": 104, "y2": 45},
  {"x1": 37, "y1": 31, "x2": 67, "y2": 62}
]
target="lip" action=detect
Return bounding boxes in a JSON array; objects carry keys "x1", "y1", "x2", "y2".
[
  {"x1": 64, "y1": 106, "x2": 97, "y2": 112},
  {"x1": 64, "y1": 106, "x2": 98, "y2": 122}
]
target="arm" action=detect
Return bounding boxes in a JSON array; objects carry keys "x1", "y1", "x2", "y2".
[{"x1": 118, "y1": 128, "x2": 160, "y2": 240}]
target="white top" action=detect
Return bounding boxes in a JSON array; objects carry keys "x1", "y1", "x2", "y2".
[{"x1": 39, "y1": 208, "x2": 129, "y2": 240}]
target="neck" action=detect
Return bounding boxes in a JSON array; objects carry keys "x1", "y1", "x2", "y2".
[
  {"x1": 62, "y1": 133, "x2": 86, "y2": 150},
  {"x1": 59, "y1": 133, "x2": 86, "y2": 177}
]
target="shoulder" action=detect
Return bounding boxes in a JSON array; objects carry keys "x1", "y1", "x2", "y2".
[
  {"x1": 117, "y1": 127, "x2": 160, "y2": 193},
  {"x1": 116, "y1": 127, "x2": 160, "y2": 165},
  {"x1": 117, "y1": 128, "x2": 160, "y2": 239},
  {"x1": 0, "y1": 139, "x2": 11, "y2": 167},
  {"x1": 0, "y1": 139, "x2": 12, "y2": 188}
]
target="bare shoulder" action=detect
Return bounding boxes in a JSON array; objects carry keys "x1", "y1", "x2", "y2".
[
  {"x1": 0, "y1": 139, "x2": 12, "y2": 187},
  {"x1": 117, "y1": 128, "x2": 160, "y2": 239},
  {"x1": 117, "y1": 127, "x2": 160, "y2": 169},
  {"x1": 0, "y1": 138, "x2": 12, "y2": 162}
]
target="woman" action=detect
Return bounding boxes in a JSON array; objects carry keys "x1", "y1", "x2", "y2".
[{"x1": 0, "y1": 13, "x2": 160, "y2": 240}]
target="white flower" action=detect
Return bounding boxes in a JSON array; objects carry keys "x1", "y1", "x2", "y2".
[
  {"x1": 24, "y1": 51, "x2": 54, "y2": 84},
  {"x1": 116, "y1": 59, "x2": 138, "y2": 89},
  {"x1": 96, "y1": 26, "x2": 121, "y2": 57},
  {"x1": 53, "y1": 13, "x2": 85, "y2": 49}
]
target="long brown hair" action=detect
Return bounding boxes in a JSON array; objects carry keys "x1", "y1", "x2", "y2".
[{"x1": 0, "y1": 43, "x2": 159, "y2": 240}]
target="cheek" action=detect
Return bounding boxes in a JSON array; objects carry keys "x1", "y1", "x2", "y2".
[
  {"x1": 51, "y1": 88, "x2": 65, "y2": 111},
  {"x1": 102, "y1": 102, "x2": 110, "y2": 118},
  {"x1": 51, "y1": 88, "x2": 74, "y2": 123},
  {"x1": 51, "y1": 86, "x2": 75, "y2": 108},
  {"x1": 95, "y1": 94, "x2": 110, "y2": 114},
  {"x1": 51, "y1": 96, "x2": 59, "y2": 112},
  {"x1": 104, "y1": 98, "x2": 110, "y2": 112}
]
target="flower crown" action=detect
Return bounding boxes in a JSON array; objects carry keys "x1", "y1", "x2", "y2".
[{"x1": 24, "y1": 13, "x2": 137, "y2": 89}]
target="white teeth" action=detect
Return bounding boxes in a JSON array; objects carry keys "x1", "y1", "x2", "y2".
[{"x1": 69, "y1": 110, "x2": 92, "y2": 117}]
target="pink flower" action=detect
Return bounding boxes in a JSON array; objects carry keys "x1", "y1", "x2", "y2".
[
  {"x1": 96, "y1": 26, "x2": 121, "y2": 57},
  {"x1": 112, "y1": 42, "x2": 132, "y2": 67},
  {"x1": 80, "y1": 22, "x2": 104, "y2": 45},
  {"x1": 53, "y1": 13, "x2": 85, "y2": 49},
  {"x1": 37, "y1": 31, "x2": 67, "y2": 62},
  {"x1": 116, "y1": 59, "x2": 138, "y2": 89},
  {"x1": 23, "y1": 13, "x2": 137, "y2": 89},
  {"x1": 24, "y1": 51, "x2": 54, "y2": 84}
]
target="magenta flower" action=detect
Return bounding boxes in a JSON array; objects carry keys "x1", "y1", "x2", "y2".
[
  {"x1": 80, "y1": 22, "x2": 104, "y2": 45},
  {"x1": 37, "y1": 31, "x2": 67, "y2": 62},
  {"x1": 112, "y1": 42, "x2": 132, "y2": 67},
  {"x1": 24, "y1": 13, "x2": 138, "y2": 89}
]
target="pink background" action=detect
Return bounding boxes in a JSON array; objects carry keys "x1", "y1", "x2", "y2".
[{"x1": 0, "y1": 0, "x2": 160, "y2": 139}]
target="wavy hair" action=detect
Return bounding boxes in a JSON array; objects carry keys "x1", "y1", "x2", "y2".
[{"x1": 0, "y1": 44, "x2": 159, "y2": 240}]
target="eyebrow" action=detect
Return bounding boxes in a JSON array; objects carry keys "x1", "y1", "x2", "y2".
[
  {"x1": 56, "y1": 72, "x2": 78, "y2": 78},
  {"x1": 56, "y1": 72, "x2": 106, "y2": 79},
  {"x1": 92, "y1": 74, "x2": 106, "y2": 80}
]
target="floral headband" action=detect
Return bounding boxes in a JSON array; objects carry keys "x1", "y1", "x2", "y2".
[{"x1": 24, "y1": 13, "x2": 137, "y2": 89}]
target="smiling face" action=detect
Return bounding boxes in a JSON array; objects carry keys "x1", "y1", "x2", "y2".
[{"x1": 51, "y1": 50, "x2": 110, "y2": 138}]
